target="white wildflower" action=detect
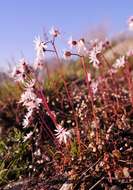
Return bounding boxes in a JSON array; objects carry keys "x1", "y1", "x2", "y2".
[
  {"x1": 102, "y1": 39, "x2": 111, "y2": 49},
  {"x1": 22, "y1": 116, "x2": 29, "y2": 128},
  {"x1": 77, "y1": 38, "x2": 88, "y2": 55},
  {"x1": 11, "y1": 66, "x2": 25, "y2": 82},
  {"x1": 37, "y1": 160, "x2": 43, "y2": 164},
  {"x1": 24, "y1": 98, "x2": 42, "y2": 110},
  {"x1": 34, "y1": 149, "x2": 41, "y2": 156},
  {"x1": 34, "y1": 36, "x2": 47, "y2": 57},
  {"x1": 11, "y1": 58, "x2": 31, "y2": 83},
  {"x1": 128, "y1": 16, "x2": 133, "y2": 31},
  {"x1": 89, "y1": 41, "x2": 103, "y2": 68},
  {"x1": 78, "y1": 38, "x2": 85, "y2": 47},
  {"x1": 19, "y1": 58, "x2": 28, "y2": 70},
  {"x1": 63, "y1": 51, "x2": 72, "y2": 59},
  {"x1": 19, "y1": 88, "x2": 42, "y2": 110},
  {"x1": 113, "y1": 56, "x2": 125, "y2": 69},
  {"x1": 19, "y1": 88, "x2": 36, "y2": 104},
  {"x1": 49, "y1": 27, "x2": 60, "y2": 37},
  {"x1": 23, "y1": 131, "x2": 33, "y2": 142},
  {"x1": 22, "y1": 109, "x2": 33, "y2": 128},
  {"x1": 26, "y1": 109, "x2": 33, "y2": 118},
  {"x1": 91, "y1": 81, "x2": 98, "y2": 94},
  {"x1": 55, "y1": 125, "x2": 71, "y2": 144},
  {"x1": 90, "y1": 38, "x2": 99, "y2": 47},
  {"x1": 126, "y1": 49, "x2": 133, "y2": 57},
  {"x1": 68, "y1": 36, "x2": 77, "y2": 48}
]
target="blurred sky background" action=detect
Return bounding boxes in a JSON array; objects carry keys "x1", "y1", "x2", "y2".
[{"x1": 0, "y1": 0, "x2": 133, "y2": 70}]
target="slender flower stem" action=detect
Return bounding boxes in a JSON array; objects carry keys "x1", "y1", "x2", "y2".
[
  {"x1": 80, "y1": 56, "x2": 99, "y2": 144},
  {"x1": 51, "y1": 42, "x2": 81, "y2": 151},
  {"x1": 38, "y1": 89, "x2": 57, "y2": 125},
  {"x1": 51, "y1": 40, "x2": 62, "y2": 67},
  {"x1": 124, "y1": 61, "x2": 133, "y2": 106},
  {"x1": 100, "y1": 53, "x2": 120, "y2": 114},
  {"x1": 39, "y1": 113, "x2": 60, "y2": 149}
]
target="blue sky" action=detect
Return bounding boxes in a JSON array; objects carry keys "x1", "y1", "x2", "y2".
[{"x1": 0, "y1": 0, "x2": 133, "y2": 70}]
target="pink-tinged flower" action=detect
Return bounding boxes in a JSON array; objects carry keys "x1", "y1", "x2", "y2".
[
  {"x1": 113, "y1": 56, "x2": 125, "y2": 69},
  {"x1": 23, "y1": 131, "x2": 33, "y2": 142},
  {"x1": 11, "y1": 66, "x2": 25, "y2": 82},
  {"x1": 126, "y1": 49, "x2": 133, "y2": 57},
  {"x1": 91, "y1": 81, "x2": 98, "y2": 94},
  {"x1": 11, "y1": 58, "x2": 33, "y2": 83},
  {"x1": 90, "y1": 39, "x2": 99, "y2": 47},
  {"x1": 19, "y1": 58, "x2": 28, "y2": 71},
  {"x1": 19, "y1": 88, "x2": 42, "y2": 110},
  {"x1": 11, "y1": 59, "x2": 28, "y2": 82},
  {"x1": 128, "y1": 16, "x2": 133, "y2": 31},
  {"x1": 89, "y1": 41, "x2": 103, "y2": 69},
  {"x1": 55, "y1": 125, "x2": 72, "y2": 144},
  {"x1": 49, "y1": 27, "x2": 60, "y2": 37},
  {"x1": 78, "y1": 38, "x2": 85, "y2": 46},
  {"x1": 19, "y1": 88, "x2": 36, "y2": 104},
  {"x1": 102, "y1": 39, "x2": 111, "y2": 49},
  {"x1": 63, "y1": 51, "x2": 72, "y2": 59},
  {"x1": 68, "y1": 36, "x2": 77, "y2": 48},
  {"x1": 24, "y1": 98, "x2": 42, "y2": 110},
  {"x1": 77, "y1": 38, "x2": 88, "y2": 55},
  {"x1": 34, "y1": 36, "x2": 47, "y2": 57},
  {"x1": 89, "y1": 51, "x2": 100, "y2": 69}
]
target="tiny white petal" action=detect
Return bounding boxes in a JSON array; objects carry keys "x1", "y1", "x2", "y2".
[
  {"x1": 113, "y1": 56, "x2": 125, "y2": 69},
  {"x1": 34, "y1": 36, "x2": 47, "y2": 57},
  {"x1": 55, "y1": 125, "x2": 72, "y2": 144},
  {"x1": 23, "y1": 132, "x2": 33, "y2": 142}
]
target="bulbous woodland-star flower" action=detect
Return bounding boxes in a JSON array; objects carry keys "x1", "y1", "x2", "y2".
[
  {"x1": 113, "y1": 56, "x2": 125, "y2": 69},
  {"x1": 55, "y1": 125, "x2": 71, "y2": 144},
  {"x1": 34, "y1": 36, "x2": 47, "y2": 57},
  {"x1": 49, "y1": 26, "x2": 60, "y2": 37},
  {"x1": 89, "y1": 41, "x2": 103, "y2": 68}
]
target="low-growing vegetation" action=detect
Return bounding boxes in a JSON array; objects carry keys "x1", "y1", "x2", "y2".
[{"x1": 0, "y1": 22, "x2": 133, "y2": 190}]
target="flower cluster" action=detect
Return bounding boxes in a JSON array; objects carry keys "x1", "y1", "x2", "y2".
[
  {"x1": 55, "y1": 124, "x2": 72, "y2": 144},
  {"x1": 34, "y1": 36, "x2": 47, "y2": 57},
  {"x1": 113, "y1": 56, "x2": 126, "y2": 69},
  {"x1": 20, "y1": 81, "x2": 42, "y2": 130},
  {"x1": 49, "y1": 26, "x2": 60, "y2": 37},
  {"x1": 11, "y1": 58, "x2": 33, "y2": 83},
  {"x1": 89, "y1": 41, "x2": 103, "y2": 68},
  {"x1": 66, "y1": 37, "x2": 88, "y2": 57}
]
